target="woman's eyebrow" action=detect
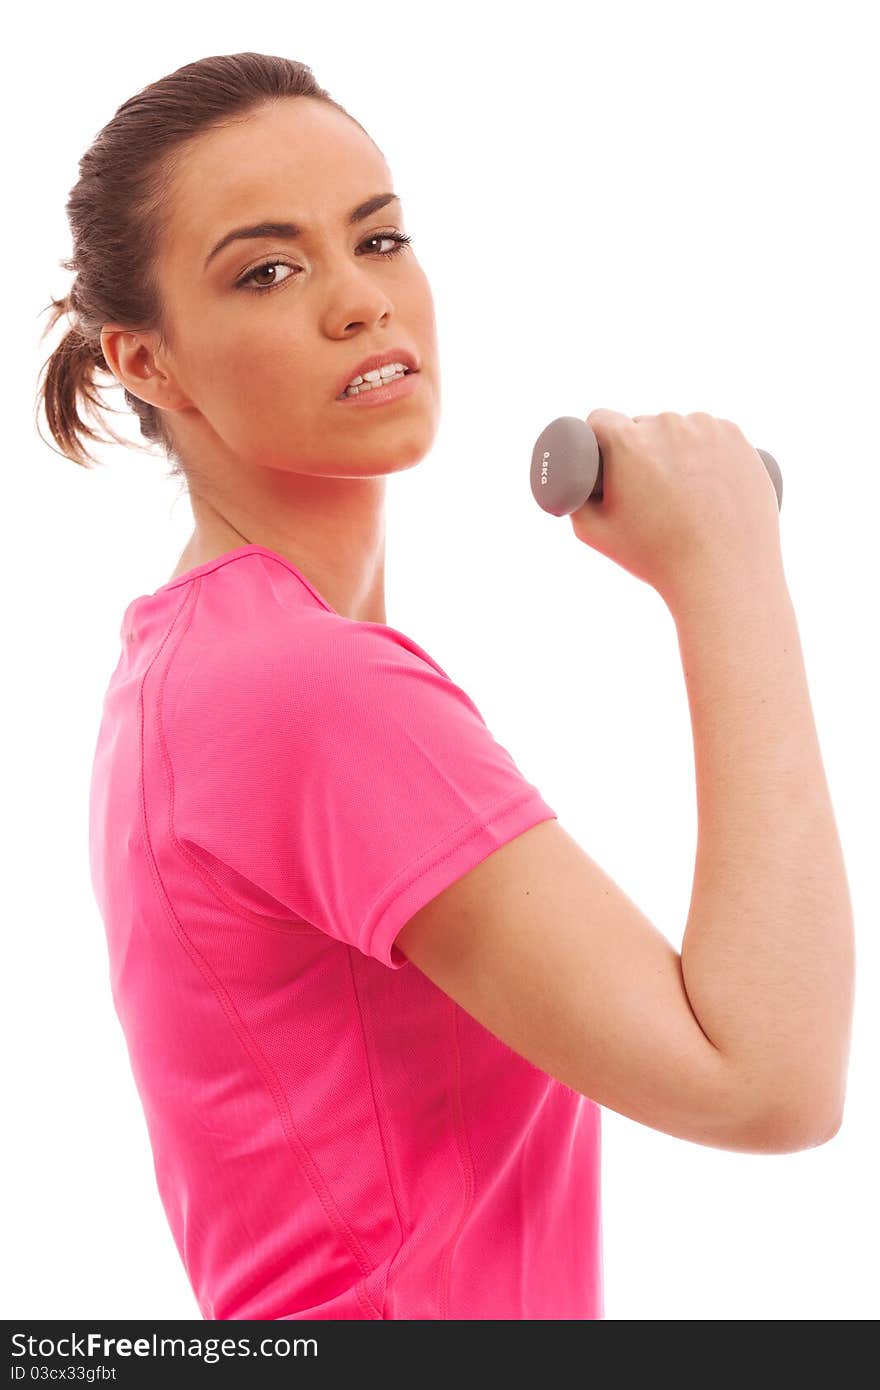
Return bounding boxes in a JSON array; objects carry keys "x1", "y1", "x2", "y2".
[{"x1": 202, "y1": 192, "x2": 401, "y2": 270}]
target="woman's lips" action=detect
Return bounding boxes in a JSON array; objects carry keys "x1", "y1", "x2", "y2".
[{"x1": 335, "y1": 370, "x2": 420, "y2": 407}]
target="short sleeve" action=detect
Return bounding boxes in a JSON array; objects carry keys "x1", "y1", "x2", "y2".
[{"x1": 169, "y1": 618, "x2": 557, "y2": 969}]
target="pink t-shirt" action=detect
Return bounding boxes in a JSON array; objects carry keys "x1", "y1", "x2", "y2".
[{"x1": 88, "y1": 545, "x2": 603, "y2": 1320}]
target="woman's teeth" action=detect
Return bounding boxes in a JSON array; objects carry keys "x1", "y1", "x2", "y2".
[{"x1": 342, "y1": 364, "x2": 409, "y2": 397}]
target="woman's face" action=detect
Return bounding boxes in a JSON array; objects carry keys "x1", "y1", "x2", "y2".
[{"x1": 152, "y1": 98, "x2": 440, "y2": 477}]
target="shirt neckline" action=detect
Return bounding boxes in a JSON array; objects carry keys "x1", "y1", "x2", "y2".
[{"x1": 150, "y1": 543, "x2": 338, "y2": 616}]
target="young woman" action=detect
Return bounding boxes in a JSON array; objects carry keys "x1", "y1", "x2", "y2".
[{"x1": 37, "y1": 52, "x2": 854, "y2": 1322}]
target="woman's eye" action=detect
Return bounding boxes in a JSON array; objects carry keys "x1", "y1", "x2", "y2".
[{"x1": 239, "y1": 261, "x2": 296, "y2": 292}]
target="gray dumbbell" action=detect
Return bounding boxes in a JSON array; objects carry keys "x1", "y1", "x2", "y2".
[{"x1": 530, "y1": 416, "x2": 783, "y2": 516}]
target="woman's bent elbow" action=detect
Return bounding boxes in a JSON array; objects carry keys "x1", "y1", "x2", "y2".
[{"x1": 753, "y1": 1102, "x2": 844, "y2": 1154}]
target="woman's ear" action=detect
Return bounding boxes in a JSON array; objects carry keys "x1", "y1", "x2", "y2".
[{"x1": 99, "y1": 325, "x2": 192, "y2": 411}]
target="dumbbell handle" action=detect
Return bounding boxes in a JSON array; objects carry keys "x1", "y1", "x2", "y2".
[{"x1": 530, "y1": 416, "x2": 783, "y2": 516}]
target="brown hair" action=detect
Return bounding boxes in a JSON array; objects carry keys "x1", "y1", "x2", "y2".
[{"x1": 35, "y1": 53, "x2": 374, "y2": 478}]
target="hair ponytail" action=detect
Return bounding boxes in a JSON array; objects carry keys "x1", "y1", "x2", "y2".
[{"x1": 36, "y1": 289, "x2": 128, "y2": 469}]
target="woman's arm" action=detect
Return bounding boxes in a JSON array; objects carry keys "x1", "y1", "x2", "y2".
[{"x1": 396, "y1": 556, "x2": 854, "y2": 1154}]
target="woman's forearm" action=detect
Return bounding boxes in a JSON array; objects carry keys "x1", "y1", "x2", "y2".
[{"x1": 671, "y1": 559, "x2": 855, "y2": 1142}]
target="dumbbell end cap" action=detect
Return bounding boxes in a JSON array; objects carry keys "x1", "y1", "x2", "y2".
[{"x1": 530, "y1": 415, "x2": 600, "y2": 515}]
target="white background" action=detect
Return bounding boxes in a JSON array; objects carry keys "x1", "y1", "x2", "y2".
[{"x1": 3, "y1": 0, "x2": 877, "y2": 1321}]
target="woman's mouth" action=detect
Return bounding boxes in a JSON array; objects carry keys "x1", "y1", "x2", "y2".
[{"x1": 335, "y1": 368, "x2": 420, "y2": 408}]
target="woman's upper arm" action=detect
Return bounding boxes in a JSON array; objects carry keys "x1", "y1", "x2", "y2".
[{"x1": 395, "y1": 818, "x2": 782, "y2": 1153}]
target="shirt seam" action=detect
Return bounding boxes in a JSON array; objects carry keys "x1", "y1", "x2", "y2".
[
  {"x1": 437, "y1": 997, "x2": 476, "y2": 1319},
  {"x1": 347, "y1": 951, "x2": 408, "y2": 1318}
]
